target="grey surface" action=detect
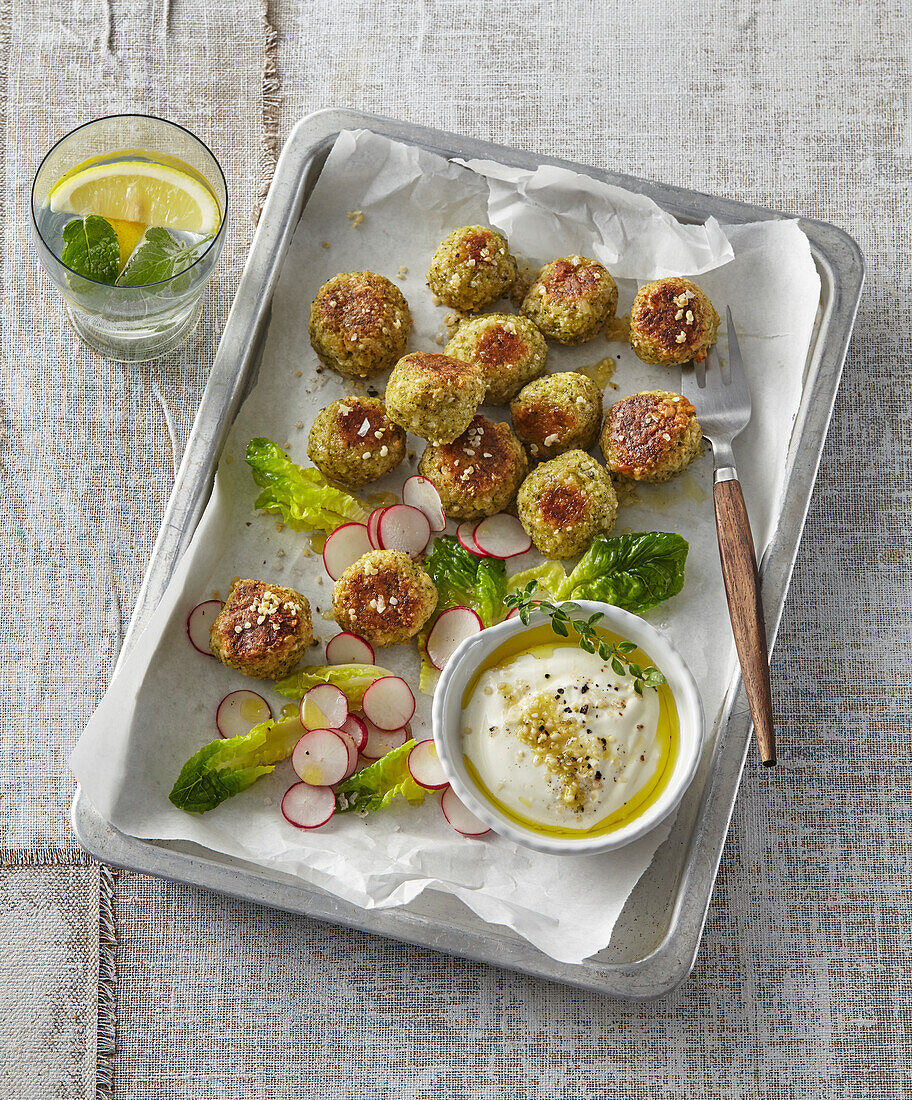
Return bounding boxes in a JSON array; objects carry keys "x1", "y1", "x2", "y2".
[
  {"x1": 70, "y1": 108, "x2": 862, "y2": 1000},
  {"x1": 1, "y1": 0, "x2": 910, "y2": 1096}
]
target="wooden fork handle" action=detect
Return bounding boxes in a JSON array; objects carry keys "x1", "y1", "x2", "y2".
[{"x1": 713, "y1": 476, "x2": 776, "y2": 766}]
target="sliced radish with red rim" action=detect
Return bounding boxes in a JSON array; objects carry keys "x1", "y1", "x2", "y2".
[
  {"x1": 187, "y1": 600, "x2": 222, "y2": 655},
  {"x1": 361, "y1": 676, "x2": 415, "y2": 731},
  {"x1": 366, "y1": 508, "x2": 386, "y2": 550},
  {"x1": 334, "y1": 728, "x2": 359, "y2": 778},
  {"x1": 340, "y1": 714, "x2": 368, "y2": 753},
  {"x1": 378, "y1": 504, "x2": 431, "y2": 557},
  {"x1": 281, "y1": 783, "x2": 336, "y2": 829},
  {"x1": 292, "y1": 728, "x2": 351, "y2": 786},
  {"x1": 323, "y1": 523, "x2": 372, "y2": 581},
  {"x1": 473, "y1": 514, "x2": 532, "y2": 559},
  {"x1": 457, "y1": 521, "x2": 489, "y2": 558},
  {"x1": 325, "y1": 632, "x2": 375, "y2": 666},
  {"x1": 426, "y1": 607, "x2": 483, "y2": 671},
  {"x1": 361, "y1": 719, "x2": 409, "y2": 760},
  {"x1": 402, "y1": 475, "x2": 446, "y2": 532},
  {"x1": 407, "y1": 740, "x2": 449, "y2": 790},
  {"x1": 300, "y1": 684, "x2": 349, "y2": 731},
  {"x1": 441, "y1": 786, "x2": 491, "y2": 836},
  {"x1": 215, "y1": 690, "x2": 271, "y2": 738}
]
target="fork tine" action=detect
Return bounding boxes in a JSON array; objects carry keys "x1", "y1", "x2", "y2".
[
  {"x1": 693, "y1": 355, "x2": 706, "y2": 388},
  {"x1": 725, "y1": 305, "x2": 741, "y2": 375}
]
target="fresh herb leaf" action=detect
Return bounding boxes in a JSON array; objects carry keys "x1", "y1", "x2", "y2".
[
  {"x1": 335, "y1": 740, "x2": 426, "y2": 814},
  {"x1": 502, "y1": 587, "x2": 666, "y2": 694},
  {"x1": 116, "y1": 226, "x2": 212, "y2": 287},
  {"x1": 169, "y1": 717, "x2": 302, "y2": 814},
  {"x1": 246, "y1": 438, "x2": 368, "y2": 532},
  {"x1": 556, "y1": 532, "x2": 689, "y2": 613},
  {"x1": 61, "y1": 215, "x2": 120, "y2": 284}
]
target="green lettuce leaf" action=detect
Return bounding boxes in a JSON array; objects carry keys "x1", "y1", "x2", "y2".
[
  {"x1": 335, "y1": 740, "x2": 426, "y2": 814},
  {"x1": 555, "y1": 531, "x2": 689, "y2": 612},
  {"x1": 507, "y1": 560, "x2": 568, "y2": 599},
  {"x1": 275, "y1": 663, "x2": 394, "y2": 706},
  {"x1": 61, "y1": 215, "x2": 120, "y2": 284},
  {"x1": 116, "y1": 226, "x2": 212, "y2": 287},
  {"x1": 169, "y1": 716, "x2": 302, "y2": 814},
  {"x1": 246, "y1": 438, "x2": 368, "y2": 532},
  {"x1": 418, "y1": 536, "x2": 509, "y2": 694},
  {"x1": 423, "y1": 536, "x2": 507, "y2": 627}
]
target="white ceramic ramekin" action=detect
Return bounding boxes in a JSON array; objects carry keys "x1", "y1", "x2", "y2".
[{"x1": 431, "y1": 601, "x2": 704, "y2": 855}]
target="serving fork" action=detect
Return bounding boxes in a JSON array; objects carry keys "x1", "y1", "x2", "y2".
[{"x1": 681, "y1": 307, "x2": 776, "y2": 766}]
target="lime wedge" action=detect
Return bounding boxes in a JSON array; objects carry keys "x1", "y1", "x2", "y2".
[{"x1": 49, "y1": 160, "x2": 220, "y2": 236}]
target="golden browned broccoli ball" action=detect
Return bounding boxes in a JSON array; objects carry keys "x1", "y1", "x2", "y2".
[
  {"x1": 520, "y1": 256, "x2": 618, "y2": 345},
  {"x1": 307, "y1": 396, "x2": 405, "y2": 489},
  {"x1": 510, "y1": 372, "x2": 603, "y2": 463},
  {"x1": 628, "y1": 277, "x2": 719, "y2": 366},
  {"x1": 601, "y1": 390, "x2": 703, "y2": 483},
  {"x1": 209, "y1": 579, "x2": 313, "y2": 680},
  {"x1": 427, "y1": 226, "x2": 518, "y2": 311},
  {"x1": 332, "y1": 550, "x2": 437, "y2": 648},
  {"x1": 516, "y1": 450, "x2": 617, "y2": 559},
  {"x1": 309, "y1": 271, "x2": 411, "y2": 379},
  {"x1": 384, "y1": 352, "x2": 485, "y2": 444},
  {"x1": 444, "y1": 313, "x2": 547, "y2": 405},
  {"x1": 418, "y1": 415, "x2": 528, "y2": 521}
]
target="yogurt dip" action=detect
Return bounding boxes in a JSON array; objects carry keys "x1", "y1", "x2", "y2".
[{"x1": 461, "y1": 638, "x2": 676, "y2": 835}]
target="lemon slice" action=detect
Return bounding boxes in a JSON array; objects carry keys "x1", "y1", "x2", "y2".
[{"x1": 49, "y1": 160, "x2": 220, "y2": 236}]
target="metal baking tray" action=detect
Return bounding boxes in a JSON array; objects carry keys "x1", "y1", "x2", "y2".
[{"x1": 71, "y1": 108, "x2": 863, "y2": 998}]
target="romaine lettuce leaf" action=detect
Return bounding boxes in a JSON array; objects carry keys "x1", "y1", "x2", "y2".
[
  {"x1": 169, "y1": 716, "x2": 302, "y2": 814},
  {"x1": 246, "y1": 438, "x2": 368, "y2": 532},
  {"x1": 335, "y1": 740, "x2": 426, "y2": 814},
  {"x1": 275, "y1": 663, "x2": 394, "y2": 706},
  {"x1": 507, "y1": 560, "x2": 568, "y2": 599},
  {"x1": 423, "y1": 535, "x2": 507, "y2": 627},
  {"x1": 555, "y1": 531, "x2": 688, "y2": 612}
]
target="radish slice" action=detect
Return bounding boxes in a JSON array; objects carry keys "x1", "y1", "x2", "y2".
[
  {"x1": 341, "y1": 714, "x2": 369, "y2": 753},
  {"x1": 456, "y1": 520, "x2": 489, "y2": 557},
  {"x1": 367, "y1": 508, "x2": 386, "y2": 550},
  {"x1": 473, "y1": 514, "x2": 532, "y2": 559},
  {"x1": 281, "y1": 783, "x2": 336, "y2": 829},
  {"x1": 300, "y1": 684, "x2": 349, "y2": 731},
  {"x1": 441, "y1": 786, "x2": 491, "y2": 836},
  {"x1": 378, "y1": 504, "x2": 431, "y2": 557},
  {"x1": 323, "y1": 522, "x2": 372, "y2": 581},
  {"x1": 408, "y1": 740, "x2": 449, "y2": 790},
  {"x1": 325, "y1": 631, "x2": 375, "y2": 666},
  {"x1": 186, "y1": 600, "x2": 222, "y2": 654},
  {"x1": 215, "y1": 690, "x2": 271, "y2": 738},
  {"x1": 292, "y1": 728, "x2": 351, "y2": 786},
  {"x1": 361, "y1": 719, "x2": 409, "y2": 760},
  {"x1": 402, "y1": 475, "x2": 446, "y2": 532},
  {"x1": 361, "y1": 676, "x2": 416, "y2": 730},
  {"x1": 426, "y1": 607, "x2": 484, "y2": 671},
  {"x1": 334, "y1": 728, "x2": 359, "y2": 778}
]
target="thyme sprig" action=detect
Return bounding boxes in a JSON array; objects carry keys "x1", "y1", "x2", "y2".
[{"x1": 503, "y1": 582, "x2": 666, "y2": 696}]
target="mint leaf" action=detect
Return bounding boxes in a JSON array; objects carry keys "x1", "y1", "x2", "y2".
[
  {"x1": 61, "y1": 215, "x2": 120, "y2": 284},
  {"x1": 116, "y1": 227, "x2": 211, "y2": 287}
]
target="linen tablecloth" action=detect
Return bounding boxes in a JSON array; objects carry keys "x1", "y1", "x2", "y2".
[{"x1": 1, "y1": 1, "x2": 909, "y2": 1096}]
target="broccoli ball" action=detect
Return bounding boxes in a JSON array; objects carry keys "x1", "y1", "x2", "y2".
[
  {"x1": 309, "y1": 271, "x2": 411, "y2": 379},
  {"x1": 384, "y1": 352, "x2": 485, "y2": 444},
  {"x1": 628, "y1": 277, "x2": 719, "y2": 366},
  {"x1": 516, "y1": 450, "x2": 617, "y2": 559},
  {"x1": 332, "y1": 550, "x2": 437, "y2": 648},
  {"x1": 601, "y1": 390, "x2": 703, "y2": 483},
  {"x1": 427, "y1": 226, "x2": 518, "y2": 311},
  {"x1": 418, "y1": 415, "x2": 528, "y2": 521},
  {"x1": 510, "y1": 372, "x2": 603, "y2": 463},
  {"x1": 307, "y1": 397, "x2": 405, "y2": 489},
  {"x1": 209, "y1": 579, "x2": 313, "y2": 680},
  {"x1": 444, "y1": 313, "x2": 547, "y2": 405},
  {"x1": 520, "y1": 256, "x2": 618, "y2": 345}
]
